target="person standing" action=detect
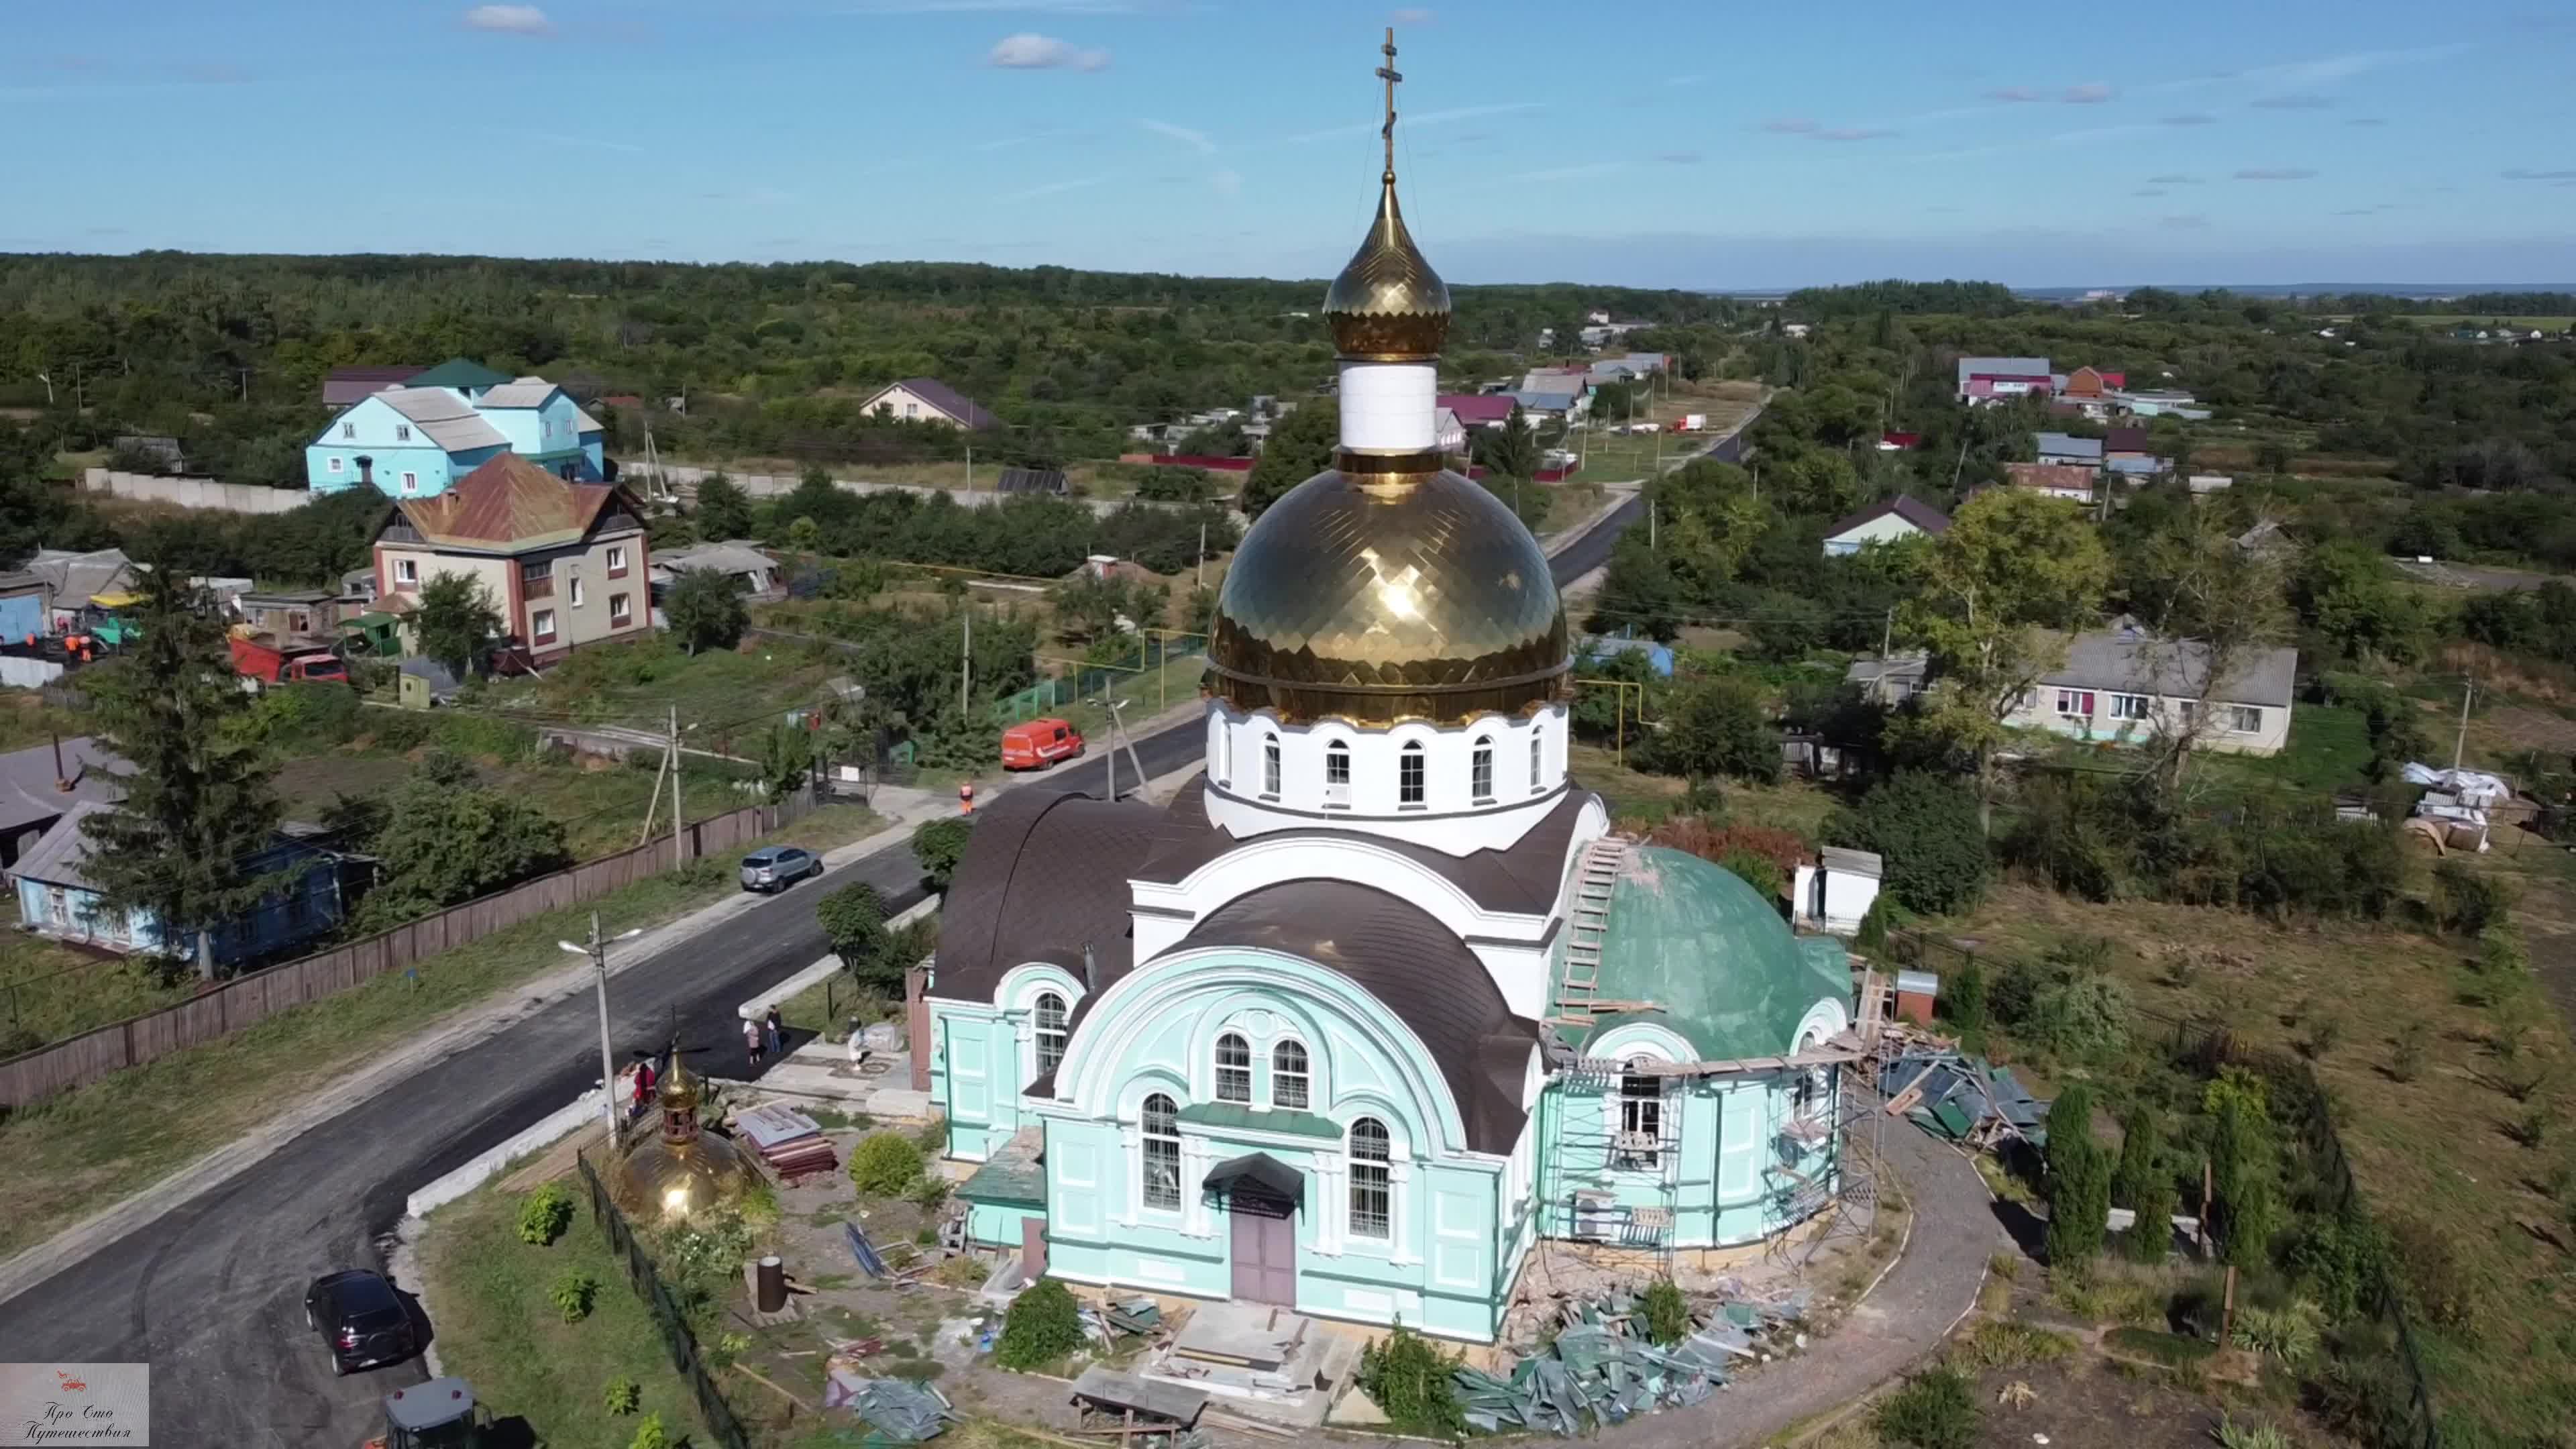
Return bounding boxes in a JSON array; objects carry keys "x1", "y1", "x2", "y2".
[
  {"x1": 743, "y1": 1015, "x2": 763, "y2": 1071},
  {"x1": 632, "y1": 1057, "x2": 656, "y2": 1120},
  {"x1": 764, "y1": 1006, "x2": 786, "y2": 1059}
]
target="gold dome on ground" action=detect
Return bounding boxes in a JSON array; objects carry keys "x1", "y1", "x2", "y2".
[
  {"x1": 613, "y1": 1055, "x2": 759, "y2": 1223},
  {"x1": 1209, "y1": 466, "x2": 1568, "y2": 725},
  {"x1": 1324, "y1": 173, "x2": 1451, "y2": 362}
]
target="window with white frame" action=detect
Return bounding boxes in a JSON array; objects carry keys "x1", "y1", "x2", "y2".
[
  {"x1": 1323, "y1": 741, "x2": 1350, "y2": 806},
  {"x1": 568, "y1": 576, "x2": 586, "y2": 608},
  {"x1": 1615, "y1": 1069, "x2": 1663, "y2": 1169},
  {"x1": 610, "y1": 593, "x2": 632, "y2": 627},
  {"x1": 1215, "y1": 1032, "x2": 1252, "y2": 1102},
  {"x1": 1033, "y1": 991, "x2": 1068, "y2": 1077},
  {"x1": 1140, "y1": 1093, "x2": 1181, "y2": 1210},
  {"x1": 2054, "y1": 689, "x2": 2095, "y2": 717},
  {"x1": 531, "y1": 608, "x2": 557, "y2": 643},
  {"x1": 1261, "y1": 733, "x2": 1281, "y2": 798},
  {"x1": 328, "y1": 457, "x2": 343, "y2": 474},
  {"x1": 1271, "y1": 1040, "x2": 1309, "y2": 1110},
  {"x1": 2108, "y1": 692, "x2": 2151, "y2": 720},
  {"x1": 394, "y1": 558, "x2": 419, "y2": 586},
  {"x1": 606, "y1": 545, "x2": 629, "y2": 578},
  {"x1": 401, "y1": 472, "x2": 419, "y2": 494},
  {"x1": 1398, "y1": 742, "x2": 1425, "y2": 806},
  {"x1": 1348, "y1": 1117, "x2": 1391, "y2": 1239},
  {"x1": 1530, "y1": 729, "x2": 1544, "y2": 793},
  {"x1": 1470, "y1": 736, "x2": 1495, "y2": 802},
  {"x1": 2224, "y1": 705, "x2": 2263, "y2": 734}
]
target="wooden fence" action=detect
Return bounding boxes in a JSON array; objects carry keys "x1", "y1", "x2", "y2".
[{"x1": 0, "y1": 794, "x2": 809, "y2": 1108}]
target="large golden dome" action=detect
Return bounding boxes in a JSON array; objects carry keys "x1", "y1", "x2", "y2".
[
  {"x1": 1209, "y1": 464, "x2": 1568, "y2": 725},
  {"x1": 1324, "y1": 173, "x2": 1451, "y2": 362}
]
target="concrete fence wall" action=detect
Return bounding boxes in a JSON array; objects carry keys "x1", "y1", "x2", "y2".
[
  {"x1": 632, "y1": 462, "x2": 1220, "y2": 521},
  {"x1": 0, "y1": 657, "x2": 64, "y2": 689},
  {"x1": 81, "y1": 469, "x2": 311, "y2": 516},
  {"x1": 0, "y1": 794, "x2": 807, "y2": 1108}
]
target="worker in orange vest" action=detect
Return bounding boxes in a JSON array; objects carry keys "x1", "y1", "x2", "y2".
[{"x1": 959, "y1": 782, "x2": 975, "y2": 815}]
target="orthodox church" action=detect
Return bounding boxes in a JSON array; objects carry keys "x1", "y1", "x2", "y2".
[{"x1": 919, "y1": 42, "x2": 1858, "y2": 1344}]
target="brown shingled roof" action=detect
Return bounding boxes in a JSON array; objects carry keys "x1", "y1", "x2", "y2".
[{"x1": 393, "y1": 453, "x2": 629, "y2": 551}]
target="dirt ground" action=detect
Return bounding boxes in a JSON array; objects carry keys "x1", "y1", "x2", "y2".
[{"x1": 1965, "y1": 1354, "x2": 2239, "y2": 1449}]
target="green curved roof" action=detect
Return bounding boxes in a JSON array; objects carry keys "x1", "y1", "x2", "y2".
[{"x1": 1575, "y1": 845, "x2": 1849, "y2": 1061}]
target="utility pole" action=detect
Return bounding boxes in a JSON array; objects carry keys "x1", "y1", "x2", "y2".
[
  {"x1": 1882, "y1": 606, "x2": 1894, "y2": 661},
  {"x1": 965, "y1": 441, "x2": 973, "y2": 494},
  {"x1": 1114, "y1": 698, "x2": 1152, "y2": 803},
  {"x1": 561, "y1": 913, "x2": 644, "y2": 1150},
  {"x1": 1104, "y1": 701, "x2": 1118, "y2": 802},
  {"x1": 1195, "y1": 522, "x2": 1205, "y2": 590},
  {"x1": 959, "y1": 608, "x2": 973, "y2": 716},
  {"x1": 1649, "y1": 500, "x2": 1656, "y2": 551},
  {"x1": 668, "y1": 706, "x2": 686, "y2": 870},
  {"x1": 2453, "y1": 679, "x2": 2474, "y2": 770}
]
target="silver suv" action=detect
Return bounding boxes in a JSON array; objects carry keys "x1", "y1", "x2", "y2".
[{"x1": 739, "y1": 845, "x2": 823, "y2": 892}]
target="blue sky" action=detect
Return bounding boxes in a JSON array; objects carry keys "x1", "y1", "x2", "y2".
[{"x1": 5, "y1": 0, "x2": 2573, "y2": 288}]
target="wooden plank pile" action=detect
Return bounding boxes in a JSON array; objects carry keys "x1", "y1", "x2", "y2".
[{"x1": 735, "y1": 1103, "x2": 839, "y2": 1183}]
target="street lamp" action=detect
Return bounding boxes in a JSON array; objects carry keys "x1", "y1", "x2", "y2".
[{"x1": 561, "y1": 911, "x2": 647, "y2": 1148}]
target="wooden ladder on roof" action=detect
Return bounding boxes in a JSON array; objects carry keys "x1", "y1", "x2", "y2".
[{"x1": 1551, "y1": 833, "x2": 1636, "y2": 1026}]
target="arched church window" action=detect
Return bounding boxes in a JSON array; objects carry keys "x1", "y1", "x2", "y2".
[
  {"x1": 1215, "y1": 1032, "x2": 1252, "y2": 1103},
  {"x1": 1324, "y1": 741, "x2": 1351, "y2": 806},
  {"x1": 1470, "y1": 736, "x2": 1495, "y2": 803},
  {"x1": 1615, "y1": 1067, "x2": 1664, "y2": 1171},
  {"x1": 1529, "y1": 729, "x2": 1544, "y2": 794},
  {"x1": 1140, "y1": 1093, "x2": 1181, "y2": 1210},
  {"x1": 1398, "y1": 742, "x2": 1425, "y2": 807},
  {"x1": 1262, "y1": 732, "x2": 1282, "y2": 798},
  {"x1": 1348, "y1": 1117, "x2": 1391, "y2": 1239},
  {"x1": 1272, "y1": 1040, "x2": 1310, "y2": 1110},
  {"x1": 1033, "y1": 991, "x2": 1068, "y2": 1077}
]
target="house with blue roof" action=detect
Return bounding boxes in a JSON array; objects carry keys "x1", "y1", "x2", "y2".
[{"x1": 307, "y1": 364, "x2": 605, "y2": 500}]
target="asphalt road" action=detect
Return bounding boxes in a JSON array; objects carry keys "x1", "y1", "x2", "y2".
[{"x1": 0, "y1": 465, "x2": 1690, "y2": 1446}]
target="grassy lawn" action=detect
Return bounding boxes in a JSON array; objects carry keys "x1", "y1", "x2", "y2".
[
  {"x1": 1568, "y1": 741, "x2": 1843, "y2": 839},
  {"x1": 277, "y1": 735, "x2": 753, "y2": 861},
  {"x1": 0, "y1": 804, "x2": 883, "y2": 1263},
  {"x1": 2218, "y1": 701, "x2": 2373, "y2": 794},
  {"x1": 0, "y1": 910, "x2": 195, "y2": 1053},
  {"x1": 1051, "y1": 649, "x2": 1214, "y2": 742},
  {"x1": 418, "y1": 1177, "x2": 708, "y2": 1448},
  {"x1": 1564, "y1": 378, "x2": 1763, "y2": 486},
  {"x1": 474, "y1": 631, "x2": 850, "y2": 735},
  {"x1": 1937, "y1": 878, "x2": 2575, "y2": 1448},
  {"x1": 0, "y1": 693, "x2": 91, "y2": 753}
]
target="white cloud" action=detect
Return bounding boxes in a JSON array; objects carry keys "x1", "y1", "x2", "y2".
[
  {"x1": 1657, "y1": 151, "x2": 1703, "y2": 165},
  {"x1": 1140, "y1": 119, "x2": 1215, "y2": 154},
  {"x1": 462, "y1": 5, "x2": 551, "y2": 35},
  {"x1": 2235, "y1": 167, "x2": 2318, "y2": 180},
  {"x1": 1391, "y1": 7, "x2": 1434, "y2": 21},
  {"x1": 2133, "y1": 187, "x2": 2167, "y2": 197},
  {"x1": 2502, "y1": 168, "x2": 2576, "y2": 181},
  {"x1": 988, "y1": 33, "x2": 1110, "y2": 70},
  {"x1": 1984, "y1": 87, "x2": 2047, "y2": 102},
  {"x1": 2061, "y1": 82, "x2": 2114, "y2": 103}
]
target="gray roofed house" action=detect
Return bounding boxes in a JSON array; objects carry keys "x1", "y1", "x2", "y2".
[
  {"x1": 649, "y1": 541, "x2": 780, "y2": 598},
  {"x1": 372, "y1": 388, "x2": 509, "y2": 452},
  {"x1": 0, "y1": 737, "x2": 126, "y2": 865},
  {"x1": 2034, "y1": 432, "x2": 2104, "y2": 465},
  {"x1": 1845, "y1": 651, "x2": 1929, "y2": 704},
  {"x1": 10, "y1": 797, "x2": 115, "y2": 894},
  {"x1": 2010, "y1": 622, "x2": 2299, "y2": 755},
  {"x1": 1510, "y1": 388, "x2": 1582, "y2": 415},
  {"x1": 1823, "y1": 496, "x2": 1951, "y2": 555},
  {"x1": 321, "y1": 365, "x2": 427, "y2": 407},
  {"x1": 472, "y1": 377, "x2": 564, "y2": 409}
]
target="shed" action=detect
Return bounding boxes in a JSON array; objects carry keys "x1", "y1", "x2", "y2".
[
  {"x1": 1894, "y1": 969, "x2": 1939, "y2": 1026},
  {"x1": 1790, "y1": 846, "x2": 1882, "y2": 936}
]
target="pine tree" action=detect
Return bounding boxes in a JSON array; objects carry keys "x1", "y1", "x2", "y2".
[
  {"x1": 2112, "y1": 1104, "x2": 2177, "y2": 1263},
  {"x1": 78, "y1": 554, "x2": 285, "y2": 979},
  {"x1": 2043, "y1": 1083, "x2": 2110, "y2": 1268}
]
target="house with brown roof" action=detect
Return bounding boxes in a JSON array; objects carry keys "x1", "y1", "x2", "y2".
[
  {"x1": 853, "y1": 378, "x2": 1001, "y2": 430},
  {"x1": 371, "y1": 453, "x2": 652, "y2": 665},
  {"x1": 2003, "y1": 462, "x2": 2100, "y2": 504}
]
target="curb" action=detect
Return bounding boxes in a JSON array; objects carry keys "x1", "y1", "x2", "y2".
[
  {"x1": 736, "y1": 895, "x2": 940, "y2": 1021},
  {"x1": 404, "y1": 1089, "x2": 608, "y2": 1221}
]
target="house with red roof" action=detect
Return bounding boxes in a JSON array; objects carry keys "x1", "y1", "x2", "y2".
[
  {"x1": 372, "y1": 453, "x2": 653, "y2": 666},
  {"x1": 1438, "y1": 394, "x2": 1519, "y2": 429}
]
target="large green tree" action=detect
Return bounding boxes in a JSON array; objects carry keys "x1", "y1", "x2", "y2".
[
  {"x1": 347, "y1": 752, "x2": 571, "y2": 928},
  {"x1": 1650, "y1": 677, "x2": 1780, "y2": 784},
  {"x1": 78, "y1": 556, "x2": 285, "y2": 979},
  {"x1": 1240, "y1": 399, "x2": 1338, "y2": 519},
  {"x1": 665, "y1": 567, "x2": 749, "y2": 653},
  {"x1": 694, "y1": 472, "x2": 755, "y2": 541},
  {"x1": 413, "y1": 571, "x2": 504, "y2": 678}
]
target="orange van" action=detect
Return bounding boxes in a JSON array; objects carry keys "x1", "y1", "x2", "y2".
[{"x1": 1001, "y1": 717, "x2": 1085, "y2": 771}]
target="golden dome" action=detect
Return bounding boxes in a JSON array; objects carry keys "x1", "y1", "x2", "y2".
[
  {"x1": 1323, "y1": 173, "x2": 1451, "y2": 362},
  {"x1": 1209, "y1": 463, "x2": 1568, "y2": 725},
  {"x1": 614, "y1": 1055, "x2": 759, "y2": 1222}
]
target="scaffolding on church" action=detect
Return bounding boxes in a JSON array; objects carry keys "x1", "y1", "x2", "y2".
[{"x1": 1542, "y1": 1056, "x2": 1684, "y2": 1277}]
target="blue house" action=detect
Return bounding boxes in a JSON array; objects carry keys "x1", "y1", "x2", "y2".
[
  {"x1": 10, "y1": 801, "x2": 356, "y2": 967},
  {"x1": 307, "y1": 363, "x2": 605, "y2": 500}
]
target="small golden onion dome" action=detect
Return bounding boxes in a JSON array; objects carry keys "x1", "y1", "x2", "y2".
[
  {"x1": 614, "y1": 1056, "x2": 759, "y2": 1222},
  {"x1": 1209, "y1": 462, "x2": 1568, "y2": 725},
  {"x1": 1323, "y1": 173, "x2": 1452, "y2": 362}
]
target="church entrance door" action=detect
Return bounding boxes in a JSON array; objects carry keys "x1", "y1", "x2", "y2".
[{"x1": 1228, "y1": 1190, "x2": 1297, "y2": 1307}]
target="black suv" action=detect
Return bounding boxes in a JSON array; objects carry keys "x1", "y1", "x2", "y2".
[{"x1": 305, "y1": 1269, "x2": 416, "y2": 1375}]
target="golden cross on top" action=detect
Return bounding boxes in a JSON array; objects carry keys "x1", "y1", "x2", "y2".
[{"x1": 1376, "y1": 27, "x2": 1402, "y2": 180}]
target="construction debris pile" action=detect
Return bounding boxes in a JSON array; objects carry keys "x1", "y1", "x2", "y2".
[
  {"x1": 1876, "y1": 1047, "x2": 2048, "y2": 1150},
  {"x1": 1452, "y1": 1287, "x2": 1809, "y2": 1435},
  {"x1": 735, "y1": 1103, "x2": 840, "y2": 1184},
  {"x1": 819, "y1": 1371, "x2": 955, "y2": 1442}
]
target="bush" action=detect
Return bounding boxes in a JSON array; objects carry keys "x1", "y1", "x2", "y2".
[
  {"x1": 1638, "y1": 1279, "x2": 1690, "y2": 1347},
  {"x1": 549, "y1": 1269, "x2": 598, "y2": 1322},
  {"x1": 2213, "y1": 1415, "x2": 2294, "y2": 1449},
  {"x1": 2229, "y1": 1299, "x2": 2324, "y2": 1365},
  {"x1": 2025, "y1": 974, "x2": 2132, "y2": 1059},
  {"x1": 517, "y1": 1182, "x2": 573, "y2": 1246},
  {"x1": 604, "y1": 1375, "x2": 641, "y2": 1415},
  {"x1": 1648, "y1": 676, "x2": 1782, "y2": 784},
  {"x1": 847, "y1": 1132, "x2": 925, "y2": 1196},
  {"x1": 2306, "y1": 1353, "x2": 2418, "y2": 1449},
  {"x1": 994, "y1": 1279, "x2": 1085, "y2": 1370},
  {"x1": 2385, "y1": 1216, "x2": 2478, "y2": 1334},
  {"x1": 627, "y1": 1412, "x2": 669, "y2": 1449},
  {"x1": 2113, "y1": 1106, "x2": 2177, "y2": 1263},
  {"x1": 1872, "y1": 1366, "x2": 1979, "y2": 1449},
  {"x1": 2389, "y1": 1022, "x2": 2428, "y2": 1081},
  {"x1": 1854, "y1": 892, "x2": 1913, "y2": 953},
  {"x1": 2430, "y1": 860, "x2": 2512, "y2": 936},
  {"x1": 2289, "y1": 1208, "x2": 2392, "y2": 1322},
  {"x1": 911, "y1": 816, "x2": 973, "y2": 892},
  {"x1": 1356, "y1": 1326, "x2": 1467, "y2": 1436},
  {"x1": 1827, "y1": 772, "x2": 1990, "y2": 914}
]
